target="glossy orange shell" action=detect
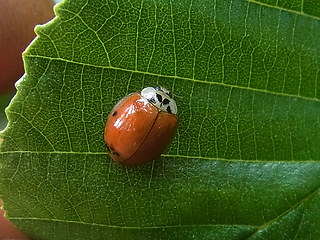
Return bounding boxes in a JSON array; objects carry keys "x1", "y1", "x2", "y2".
[{"x1": 104, "y1": 93, "x2": 178, "y2": 165}]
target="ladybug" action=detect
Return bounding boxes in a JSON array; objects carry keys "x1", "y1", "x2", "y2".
[{"x1": 104, "y1": 86, "x2": 178, "y2": 165}]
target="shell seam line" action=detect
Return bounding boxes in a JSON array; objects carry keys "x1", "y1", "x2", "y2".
[{"x1": 122, "y1": 111, "x2": 160, "y2": 164}]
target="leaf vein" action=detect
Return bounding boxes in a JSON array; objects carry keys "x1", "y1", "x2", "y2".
[
  {"x1": 7, "y1": 216, "x2": 259, "y2": 229},
  {"x1": 246, "y1": 0, "x2": 320, "y2": 21}
]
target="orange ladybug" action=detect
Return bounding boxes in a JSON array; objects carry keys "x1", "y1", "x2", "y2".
[{"x1": 104, "y1": 86, "x2": 178, "y2": 165}]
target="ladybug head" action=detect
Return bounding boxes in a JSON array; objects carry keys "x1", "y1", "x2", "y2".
[{"x1": 141, "y1": 86, "x2": 177, "y2": 114}]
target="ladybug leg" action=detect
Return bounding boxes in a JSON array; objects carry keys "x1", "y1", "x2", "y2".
[{"x1": 107, "y1": 145, "x2": 120, "y2": 157}]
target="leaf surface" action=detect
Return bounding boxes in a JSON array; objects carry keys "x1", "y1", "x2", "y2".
[{"x1": 0, "y1": 0, "x2": 320, "y2": 239}]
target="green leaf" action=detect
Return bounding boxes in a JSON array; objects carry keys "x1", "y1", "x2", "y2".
[{"x1": 1, "y1": 0, "x2": 320, "y2": 239}]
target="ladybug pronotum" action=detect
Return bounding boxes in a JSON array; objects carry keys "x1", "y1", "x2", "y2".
[{"x1": 104, "y1": 86, "x2": 178, "y2": 165}]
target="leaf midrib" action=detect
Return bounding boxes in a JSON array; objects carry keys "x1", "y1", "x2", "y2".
[
  {"x1": 0, "y1": 151, "x2": 319, "y2": 163},
  {"x1": 23, "y1": 55, "x2": 320, "y2": 103}
]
